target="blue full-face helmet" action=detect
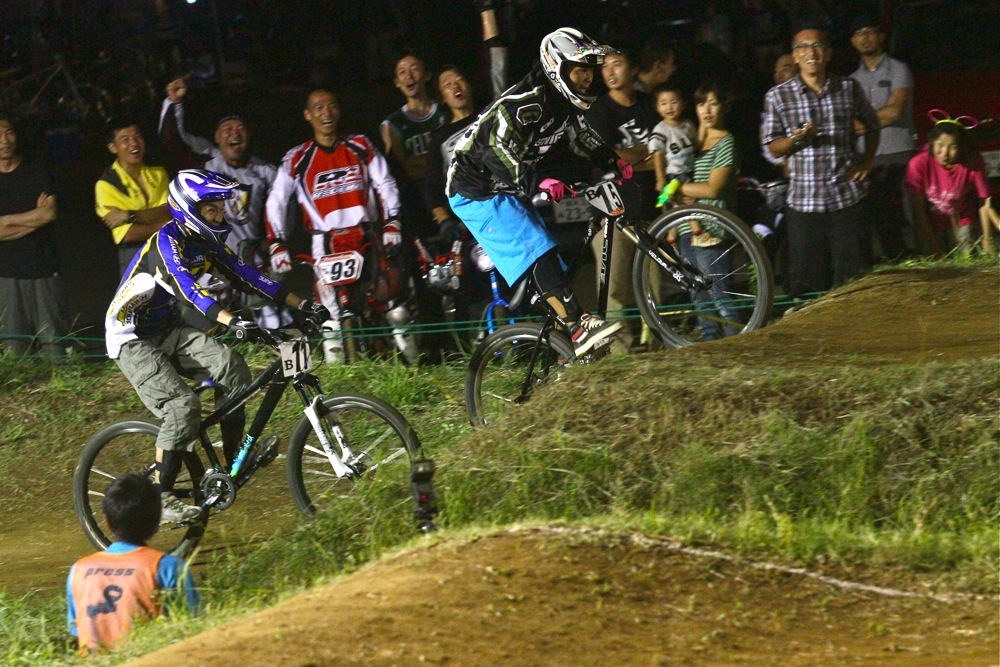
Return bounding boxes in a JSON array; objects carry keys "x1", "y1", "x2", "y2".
[{"x1": 167, "y1": 169, "x2": 241, "y2": 245}]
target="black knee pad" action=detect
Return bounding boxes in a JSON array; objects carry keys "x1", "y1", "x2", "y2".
[{"x1": 529, "y1": 249, "x2": 582, "y2": 322}]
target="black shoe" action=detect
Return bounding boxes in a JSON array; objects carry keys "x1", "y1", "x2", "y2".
[{"x1": 569, "y1": 313, "x2": 623, "y2": 356}]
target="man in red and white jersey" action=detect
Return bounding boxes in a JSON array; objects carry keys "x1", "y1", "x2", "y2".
[{"x1": 265, "y1": 89, "x2": 416, "y2": 362}]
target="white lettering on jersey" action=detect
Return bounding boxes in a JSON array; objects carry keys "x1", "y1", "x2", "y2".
[{"x1": 313, "y1": 165, "x2": 364, "y2": 200}]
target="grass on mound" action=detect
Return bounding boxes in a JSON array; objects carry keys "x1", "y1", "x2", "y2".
[
  {"x1": 441, "y1": 356, "x2": 998, "y2": 590},
  {"x1": 1, "y1": 264, "x2": 997, "y2": 664}
]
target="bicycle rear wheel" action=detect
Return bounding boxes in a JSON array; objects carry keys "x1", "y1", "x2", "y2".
[
  {"x1": 465, "y1": 323, "x2": 575, "y2": 427},
  {"x1": 632, "y1": 205, "x2": 774, "y2": 348},
  {"x1": 285, "y1": 394, "x2": 421, "y2": 517},
  {"x1": 73, "y1": 420, "x2": 207, "y2": 557}
]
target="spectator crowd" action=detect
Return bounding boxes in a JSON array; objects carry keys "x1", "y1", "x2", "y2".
[{"x1": 1, "y1": 1, "x2": 997, "y2": 364}]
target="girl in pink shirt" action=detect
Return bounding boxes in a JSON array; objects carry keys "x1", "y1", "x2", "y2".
[{"x1": 906, "y1": 123, "x2": 999, "y2": 255}]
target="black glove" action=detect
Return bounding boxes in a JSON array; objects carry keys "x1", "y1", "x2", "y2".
[
  {"x1": 230, "y1": 318, "x2": 261, "y2": 343},
  {"x1": 473, "y1": 0, "x2": 495, "y2": 11},
  {"x1": 297, "y1": 299, "x2": 332, "y2": 327},
  {"x1": 439, "y1": 216, "x2": 464, "y2": 242}
]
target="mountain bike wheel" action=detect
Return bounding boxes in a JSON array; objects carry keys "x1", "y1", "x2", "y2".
[
  {"x1": 73, "y1": 420, "x2": 207, "y2": 557},
  {"x1": 286, "y1": 394, "x2": 421, "y2": 517},
  {"x1": 632, "y1": 205, "x2": 774, "y2": 348},
  {"x1": 465, "y1": 323, "x2": 575, "y2": 428}
]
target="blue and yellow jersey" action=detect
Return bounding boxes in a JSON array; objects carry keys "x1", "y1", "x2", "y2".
[{"x1": 105, "y1": 221, "x2": 287, "y2": 358}]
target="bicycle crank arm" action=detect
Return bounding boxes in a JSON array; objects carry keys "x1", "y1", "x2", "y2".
[{"x1": 304, "y1": 396, "x2": 354, "y2": 478}]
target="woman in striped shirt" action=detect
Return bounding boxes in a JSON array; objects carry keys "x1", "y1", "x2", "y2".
[{"x1": 675, "y1": 81, "x2": 742, "y2": 341}]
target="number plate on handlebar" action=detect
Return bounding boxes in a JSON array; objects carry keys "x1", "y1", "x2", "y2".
[
  {"x1": 583, "y1": 181, "x2": 625, "y2": 217},
  {"x1": 279, "y1": 338, "x2": 313, "y2": 377},
  {"x1": 317, "y1": 251, "x2": 364, "y2": 286}
]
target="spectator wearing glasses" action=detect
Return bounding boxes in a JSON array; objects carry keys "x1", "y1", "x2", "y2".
[
  {"x1": 849, "y1": 15, "x2": 916, "y2": 262},
  {"x1": 760, "y1": 25, "x2": 879, "y2": 299}
]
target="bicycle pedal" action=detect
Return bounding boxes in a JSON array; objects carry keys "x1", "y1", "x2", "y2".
[{"x1": 577, "y1": 340, "x2": 614, "y2": 363}]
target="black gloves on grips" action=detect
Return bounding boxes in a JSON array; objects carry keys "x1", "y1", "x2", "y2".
[
  {"x1": 297, "y1": 299, "x2": 332, "y2": 328},
  {"x1": 232, "y1": 301, "x2": 329, "y2": 342}
]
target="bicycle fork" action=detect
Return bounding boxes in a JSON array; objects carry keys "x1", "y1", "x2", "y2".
[
  {"x1": 303, "y1": 395, "x2": 356, "y2": 478},
  {"x1": 516, "y1": 316, "x2": 561, "y2": 403}
]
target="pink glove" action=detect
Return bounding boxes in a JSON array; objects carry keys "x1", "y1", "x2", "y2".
[
  {"x1": 539, "y1": 178, "x2": 570, "y2": 203},
  {"x1": 615, "y1": 158, "x2": 634, "y2": 181}
]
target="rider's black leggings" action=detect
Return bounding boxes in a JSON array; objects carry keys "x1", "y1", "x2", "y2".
[{"x1": 529, "y1": 248, "x2": 582, "y2": 322}]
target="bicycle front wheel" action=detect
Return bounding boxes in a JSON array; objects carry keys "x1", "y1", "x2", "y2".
[
  {"x1": 632, "y1": 205, "x2": 774, "y2": 348},
  {"x1": 73, "y1": 420, "x2": 207, "y2": 557},
  {"x1": 285, "y1": 394, "x2": 421, "y2": 517},
  {"x1": 465, "y1": 323, "x2": 575, "y2": 428}
]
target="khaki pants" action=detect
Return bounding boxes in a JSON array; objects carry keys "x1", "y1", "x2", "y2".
[{"x1": 116, "y1": 326, "x2": 251, "y2": 452}]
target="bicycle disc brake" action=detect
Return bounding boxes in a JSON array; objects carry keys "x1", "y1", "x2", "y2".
[{"x1": 200, "y1": 470, "x2": 237, "y2": 510}]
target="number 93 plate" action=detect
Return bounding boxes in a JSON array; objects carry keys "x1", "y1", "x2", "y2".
[{"x1": 317, "y1": 251, "x2": 364, "y2": 286}]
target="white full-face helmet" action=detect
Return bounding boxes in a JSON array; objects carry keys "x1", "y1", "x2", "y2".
[{"x1": 539, "y1": 27, "x2": 610, "y2": 110}]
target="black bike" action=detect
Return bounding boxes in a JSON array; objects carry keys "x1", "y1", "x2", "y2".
[
  {"x1": 465, "y1": 176, "x2": 775, "y2": 426},
  {"x1": 74, "y1": 326, "x2": 429, "y2": 557}
]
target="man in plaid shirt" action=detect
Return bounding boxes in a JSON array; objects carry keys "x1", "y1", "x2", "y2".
[{"x1": 761, "y1": 26, "x2": 880, "y2": 298}]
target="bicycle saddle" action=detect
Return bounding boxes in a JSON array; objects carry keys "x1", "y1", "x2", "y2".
[{"x1": 507, "y1": 277, "x2": 531, "y2": 311}]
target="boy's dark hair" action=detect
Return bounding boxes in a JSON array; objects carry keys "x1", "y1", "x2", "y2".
[
  {"x1": 638, "y1": 40, "x2": 675, "y2": 73},
  {"x1": 106, "y1": 119, "x2": 142, "y2": 145},
  {"x1": 103, "y1": 474, "x2": 161, "y2": 545},
  {"x1": 651, "y1": 81, "x2": 686, "y2": 100},
  {"x1": 693, "y1": 80, "x2": 732, "y2": 107},
  {"x1": 927, "y1": 123, "x2": 971, "y2": 163}
]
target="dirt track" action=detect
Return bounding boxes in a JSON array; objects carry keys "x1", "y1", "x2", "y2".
[
  {"x1": 128, "y1": 527, "x2": 997, "y2": 667},
  {"x1": 121, "y1": 267, "x2": 999, "y2": 667},
  {"x1": 1, "y1": 267, "x2": 997, "y2": 665}
]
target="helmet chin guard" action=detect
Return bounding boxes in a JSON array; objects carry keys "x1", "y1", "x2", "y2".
[
  {"x1": 540, "y1": 27, "x2": 610, "y2": 110},
  {"x1": 167, "y1": 169, "x2": 242, "y2": 245}
]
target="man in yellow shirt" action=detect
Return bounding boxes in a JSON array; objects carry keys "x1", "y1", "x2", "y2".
[{"x1": 95, "y1": 122, "x2": 172, "y2": 274}]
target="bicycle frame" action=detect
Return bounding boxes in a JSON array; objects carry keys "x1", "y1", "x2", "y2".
[
  {"x1": 536, "y1": 187, "x2": 706, "y2": 325},
  {"x1": 192, "y1": 336, "x2": 356, "y2": 506},
  {"x1": 484, "y1": 268, "x2": 514, "y2": 334},
  {"x1": 504, "y1": 182, "x2": 713, "y2": 402}
]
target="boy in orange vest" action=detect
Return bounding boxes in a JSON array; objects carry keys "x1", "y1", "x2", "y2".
[{"x1": 67, "y1": 474, "x2": 200, "y2": 653}]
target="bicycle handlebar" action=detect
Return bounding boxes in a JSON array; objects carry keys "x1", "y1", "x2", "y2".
[
  {"x1": 536, "y1": 171, "x2": 619, "y2": 203},
  {"x1": 256, "y1": 321, "x2": 321, "y2": 350}
]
